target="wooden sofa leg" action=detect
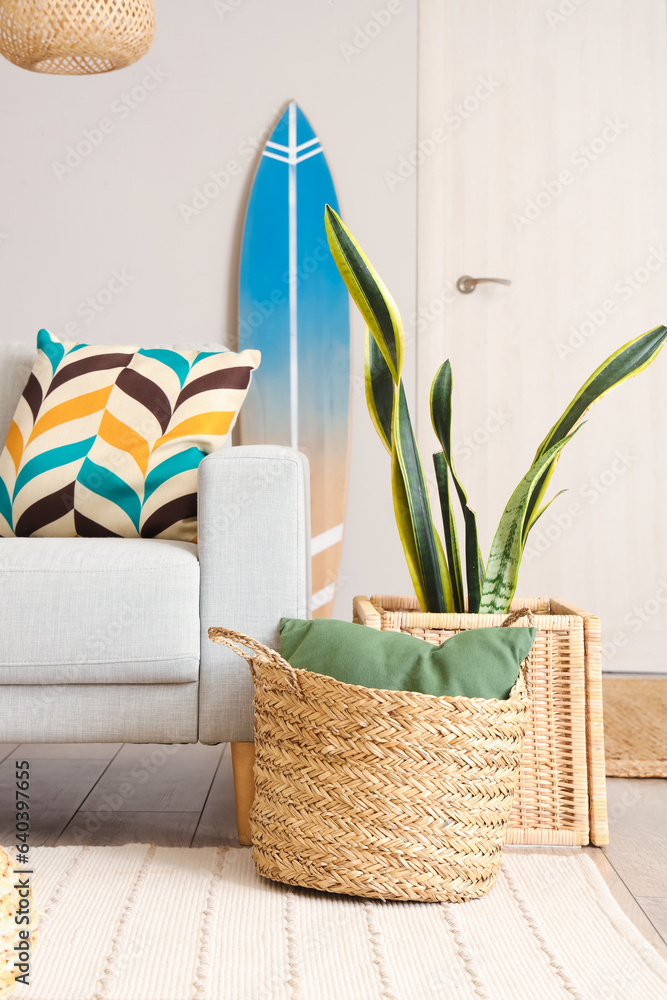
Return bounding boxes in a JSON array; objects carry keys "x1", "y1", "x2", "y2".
[{"x1": 230, "y1": 742, "x2": 255, "y2": 846}]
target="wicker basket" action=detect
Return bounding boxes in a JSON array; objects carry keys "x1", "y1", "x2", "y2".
[
  {"x1": 353, "y1": 595, "x2": 609, "y2": 847},
  {"x1": 209, "y1": 611, "x2": 532, "y2": 903}
]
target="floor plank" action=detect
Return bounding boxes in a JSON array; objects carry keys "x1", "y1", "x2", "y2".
[
  {"x1": 0, "y1": 744, "x2": 19, "y2": 765},
  {"x1": 603, "y1": 778, "x2": 667, "y2": 897},
  {"x1": 15, "y1": 743, "x2": 122, "y2": 760},
  {"x1": 191, "y1": 745, "x2": 239, "y2": 847},
  {"x1": 78, "y1": 743, "x2": 224, "y2": 815},
  {"x1": 584, "y1": 848, "x2": 667, "y2": 961},
  {"x1": 57, "y1": 810, "x2": 201, "y2": 848},
  {"x1": 0, "y1": 756, "x2": 114, "y2": 847},
  {"x1": 635, "y1": 897, "x2": 667, "y2": 945}
]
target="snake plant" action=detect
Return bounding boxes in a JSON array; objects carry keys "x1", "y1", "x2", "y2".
[{"x1": 325, "y1": 205, "x2": 667, "y2": 614}]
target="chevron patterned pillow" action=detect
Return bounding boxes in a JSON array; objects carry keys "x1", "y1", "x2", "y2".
[{"x1": 0, "y1": 330, "x2": 260, "y2": 539}]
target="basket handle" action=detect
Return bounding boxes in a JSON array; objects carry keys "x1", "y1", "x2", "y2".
[
  {"x1": 500, "y1": 607, "x2": 536, "y2": 628},
  {"x1": 207, "y1": 627, "x2": 301, "y2": 693},
  {"x1": 500, "y1": 608, "x2": 535, "y2": 696}
]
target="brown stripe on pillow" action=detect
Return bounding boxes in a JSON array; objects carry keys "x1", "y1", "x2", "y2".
[
  {"x1": 174, "y1": 367, "x2": 253, "y2": 409},
  {"x1": 141, "y1": 493, "x2": 197, "y2": 538},
  {"x1": 74, "y1": 509, "x2": 122, "y2": 537},
  {"x1": 115, "y1": 368, "x2": 172, "y2": 433},
  {"x1": 0, "y1": 332, "x2": 258, "y2": 542},
  {"x1": 14, "y1": 481, "x2": 76, "y2": 536},
  {"x1": 46, "y1": 353, "x2": 134, "y2": 395},
  {"x1": 22, "y1": 372, "x2": 43, "y2": 422}
]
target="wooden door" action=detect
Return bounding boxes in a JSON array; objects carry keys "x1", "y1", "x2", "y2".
[{"x1": 417, "y1": 0, "x2": 667, "y2": 671}]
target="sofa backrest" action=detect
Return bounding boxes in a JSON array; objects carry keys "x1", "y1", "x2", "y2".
[{"x1": 0, "y1": 344, "x2": 36, "y2": 446}]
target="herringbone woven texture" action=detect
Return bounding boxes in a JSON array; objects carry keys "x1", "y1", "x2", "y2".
[{"x1": 209, "y1": 622, "x2": 529, "y2": 903}]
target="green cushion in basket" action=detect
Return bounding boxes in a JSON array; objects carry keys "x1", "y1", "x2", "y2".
[{"x1": 279, "y1": 618, "x2": 536, "y2": 701}]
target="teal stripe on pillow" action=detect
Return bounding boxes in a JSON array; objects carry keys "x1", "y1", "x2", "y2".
[
  {"x1": 138, "y1": 349, "x2": 191, "y2": 387},
  {"x1": 77, "y1": 457, "x2": 142, "y2": 530},
  {"x1": 192, "y1": 351, "x2": 220, "y2": 366},
  {"x1": 144, "y1": 447, "x2": 206, "y2": 502},
  {"x1": 37, "y1": 328, "x2": 65, "y2": 374},
  {"x1": 0, "y1": 331, "x2": 260, "y2": 540},
  {"x1": 0, "y1": 478, "x2": 12, "y2": 530},
  {"x1": 14, "y1": 436, "x2": 97, "y2": 498}
]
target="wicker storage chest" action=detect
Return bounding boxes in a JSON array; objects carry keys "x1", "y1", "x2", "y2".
[{"x1": 353, "y1": 595, "x2": 609, "y2": 846}]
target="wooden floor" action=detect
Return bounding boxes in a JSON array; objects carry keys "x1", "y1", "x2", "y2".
[{"x1": 1, "y1": 742, "x2": 666, "y2": 961}]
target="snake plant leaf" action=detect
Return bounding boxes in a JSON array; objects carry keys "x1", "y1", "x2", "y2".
[
  {"x1": 523, "y1": 324, "x2": 667, "y2": 541},
  {"x1": 392, "y1": 452, "x2": 452, "y2": 613},
  {"x1": 393, "y1": 381, "x2": 452, "y2": 612},
  {"x1": 432, "y1": 520, "x2": 453, "y2": 612},
  {"x1": 390, "y1": 451, "x2": 429, "y2": 609},
  {"x1": 433, "y1": 452, "x2": 464, "y2": 612},
  {"x1": 325, "y1": 205, "x2": 404, "y2": 383},
  {"x1": 365, "y1": 330, "x2": 393, "y2": 453},
  {"x1": 523, "y1": 490, "x2": 569, "y2": 543},
  {"x1": 479, "y1": 430, "x2": 582, "y2": 613},
  {"x1": 430, "y1": 360, "x2": 485, "y2": 612}
]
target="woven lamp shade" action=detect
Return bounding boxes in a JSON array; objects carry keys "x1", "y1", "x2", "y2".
[{"x1": 0, "y1": 0, "x2": 156, "y2": 75}]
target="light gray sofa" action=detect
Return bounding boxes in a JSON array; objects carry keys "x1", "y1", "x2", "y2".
[{"x1": 0, "y1": 343, "x2": 310, "y2": 834}]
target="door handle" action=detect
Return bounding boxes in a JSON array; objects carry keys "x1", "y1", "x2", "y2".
[{"x1": 456, "y1": 275, "x2": 512, "y2": 294}]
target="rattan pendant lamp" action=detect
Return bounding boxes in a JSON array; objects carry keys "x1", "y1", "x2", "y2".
[{"x1": 0, "y1": 0, "x2": 155, "y2": 75}]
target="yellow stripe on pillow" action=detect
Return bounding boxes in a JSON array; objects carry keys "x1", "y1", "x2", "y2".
[
  {"x1": 27, "y1": 386, "x2": 113, "y2": 444},
  {"x1": 5, "y1": 421, "x2": 23, "y2": 473},
  {"x1": 0, "y1": 332, "x2": 260, "y2": 540},
  {"x1": 155, "y1": 411, "x2": 235, "y2": 449},
  {"x1": 98, "y1": 410, "x2": 150, "y2": 477}
]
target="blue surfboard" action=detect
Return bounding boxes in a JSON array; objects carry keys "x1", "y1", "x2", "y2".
[{"x1": 238, "y1": 102, "x2": 351, "y2": 617}]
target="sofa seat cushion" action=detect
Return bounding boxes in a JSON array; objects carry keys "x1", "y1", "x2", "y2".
[{"x1": 0, "y1": 538, "x2": 200, "y2": 684}]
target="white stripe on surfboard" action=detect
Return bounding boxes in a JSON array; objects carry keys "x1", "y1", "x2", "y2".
[
  {"x1": 296, "y1": 147, "x2": 323, "y2": 164},
  {"x1": 311, "y1": 522, "x2": 344, "y2": 557},
  {"x1": 262, "y1": 150, "x2": 291, "y2": 163},
  {"x1": 311, "y1": 582, "x2": 336, "y2": 611},
  {"x1": 266, "y1": 136, "x2": 320, "y2": 154},
  {"x1": 262, "y1": 146, "x2": 323, "y2": 165},
  {"x1": 288, "y1": 102, "x2": 298, "y2": 450}
]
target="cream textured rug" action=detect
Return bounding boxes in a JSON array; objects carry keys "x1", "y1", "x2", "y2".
[
  {"x1": 603, "y1": 677, "x2": 667, "y2": 776},
  {"x1": 8, "y1": 845, "x2": 667, "y2": 1000}
]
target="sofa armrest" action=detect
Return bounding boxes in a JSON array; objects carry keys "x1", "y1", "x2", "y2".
[{"x1": 197, "y1": 445, "x2": 311, "y2": 743}]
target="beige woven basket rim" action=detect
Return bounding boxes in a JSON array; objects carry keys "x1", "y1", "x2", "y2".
[
  {"x1": 247, "y1": 650, "x2": 530, "y2": 706},
  {"x1": 366, "y1": 596, "x2": 583, "y2": 622},
  {"x1": 209, "y1": 607, "x2": 534, "y2": 706}
]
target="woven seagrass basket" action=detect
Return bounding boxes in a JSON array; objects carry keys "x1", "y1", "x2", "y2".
[
  {"x1": 209, "y1": 610, "x2": 532, "y2": 903},
  {"x1": 353, "y1": 595, "x2": 609, "y2": 847}
]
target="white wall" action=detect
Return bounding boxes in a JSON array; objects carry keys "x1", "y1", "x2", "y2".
[{"x1": 0, "y1": 0, "x2": 418, "y2": 618}]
